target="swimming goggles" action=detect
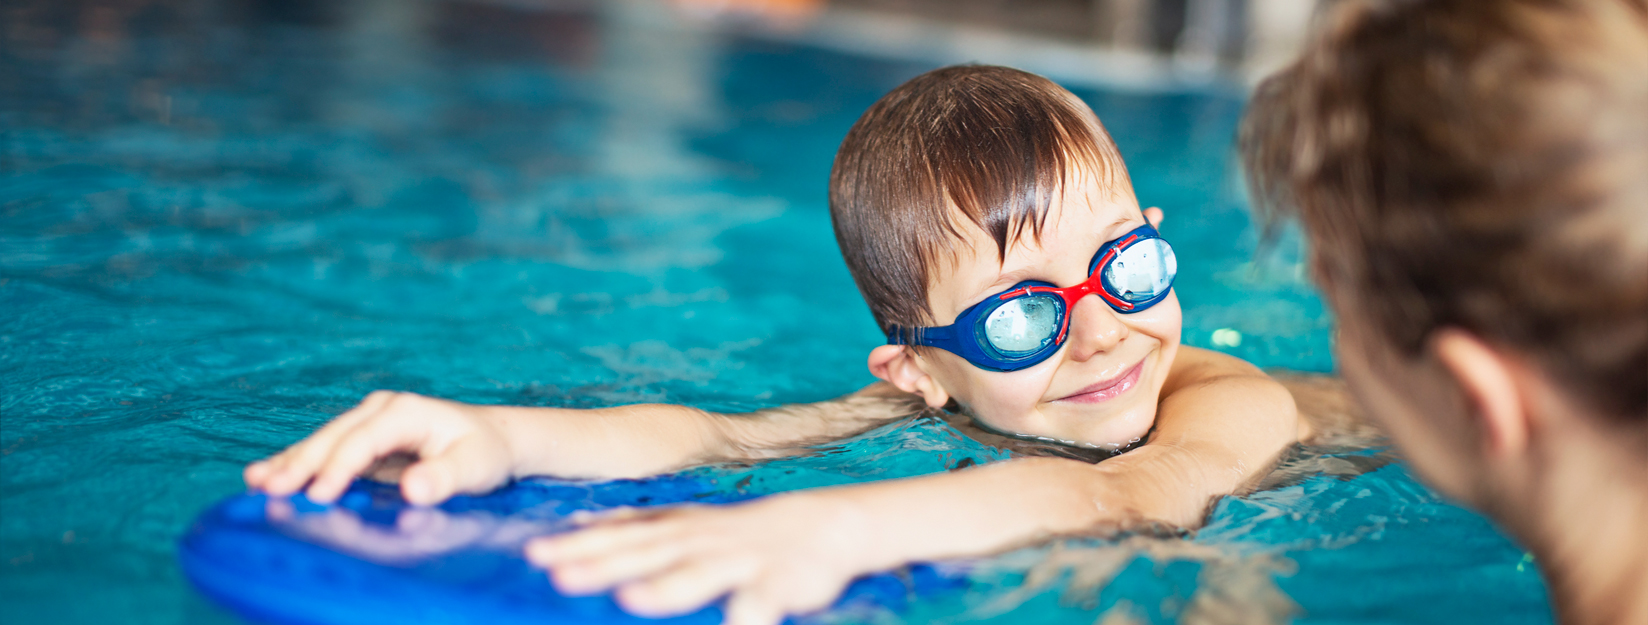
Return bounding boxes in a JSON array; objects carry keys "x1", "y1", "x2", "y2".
[{"x1": 886, "y1": 222, "x2": 1177, "y2": 372}]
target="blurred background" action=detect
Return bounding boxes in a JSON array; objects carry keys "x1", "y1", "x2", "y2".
[
  {"x1": 669, "y1": 0, "x2": 1320, "y2": 81},
  {"x1": 5, "y1": 0, "x2": 1322, "y2": 87}
]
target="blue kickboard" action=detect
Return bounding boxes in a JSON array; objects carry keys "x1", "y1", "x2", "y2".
[{"x1": 179, "y1": 476, "x2": 965, "y2": 625}]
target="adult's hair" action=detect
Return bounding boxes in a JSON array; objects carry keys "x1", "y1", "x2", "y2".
[
  {"x1": 830, "y1": 65, "x2": 1128, "y2": 337},
  {"x1": 1241, "y1": 0, "x2": 1648, "y2": 419}
]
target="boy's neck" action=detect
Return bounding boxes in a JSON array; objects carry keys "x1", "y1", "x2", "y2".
[{"x1": 1511, "y1": 417, "x2": 1648, "y2": 625}]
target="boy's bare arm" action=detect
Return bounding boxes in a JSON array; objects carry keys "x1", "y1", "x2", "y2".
[
  {"x1": 1110, "y1": 345, "x2": 1304, "y2": 523},
  {"x1": 852, "y1": 346, "x2": 1302, "y2": 551},
  {"x1": 507, "y1": 384, "x2": 925, "y2": 476},
  {"x1": 245, "y1": 385, "x2": 922, "y2": 505},
  {"x1": 526, "y1": 347, "x2": 1303, "y2": 625},
  {"x1": 709, "y1": 383, "x2": 928, "y2": 456}
]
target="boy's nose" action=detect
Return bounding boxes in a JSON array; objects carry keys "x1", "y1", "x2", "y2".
[{"x1": 1065, "y1": 294, "x2": 1128, "y2": 361}]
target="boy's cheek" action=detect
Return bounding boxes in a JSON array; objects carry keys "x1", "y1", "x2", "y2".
[
  {"x1": 927, "y1": 349, "x2": 1047, "y2": 399},
  {"x1": 1135, "y1": 292, "x2": 1184, "y2": 345},
  {"x1": 941, "y1": 366, "x2": 1062, "y2": 430}
]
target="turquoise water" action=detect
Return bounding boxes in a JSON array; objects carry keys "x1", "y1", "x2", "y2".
[{"x1": 2, "y1": 1, "x2": 1546, "y2": 623}]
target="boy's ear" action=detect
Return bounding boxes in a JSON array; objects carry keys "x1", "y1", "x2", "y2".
[
  {"x1": 867, "y1": 345, "x2": 951, "y2": 409},
  {"x1": 1144, "y1": 207, "x2": 1164, "y2": 229},
  {"x1": 1428, "y1": 328, "x2": 1529, "y2": 458}
]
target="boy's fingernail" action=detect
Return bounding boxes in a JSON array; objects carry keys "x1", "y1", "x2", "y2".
[
  {"x1": 613, "y1": 586, "x2": 652, "y2": 612},
  {"x1": 305, "y1": 486, "x2": 333, "y2": 504},
  {"x1": 403, "y1": 476, "x2": 430, "y2": 503},
  {"x1": 551, "y1": 569, "x2": 594, "y2": 594},
  {"x1": 546, "y1": 571, "x2": 574, "y2": 593},
  {"x1": 525, "y1": 540, "x2": 554, "y2": 562},
  {"x1": 263, "y1": 474, "x2": 290, "y2": 494}
]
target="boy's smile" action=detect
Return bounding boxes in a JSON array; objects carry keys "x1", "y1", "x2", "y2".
[
  {"x1": 871, "y1": 164, "x2": 1182, "y2": 448},
  {"x1": 1053, "y1": 358, "x2": 1144, "y2": 404}
]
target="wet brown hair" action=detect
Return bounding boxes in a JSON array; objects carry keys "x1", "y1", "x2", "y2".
[
  {"x1": 1241, "y1": 0, "x2": 1648, "y2": 419},
  {"x1": 829, "y1": 65, "x2": 1128, "y2": 337}
]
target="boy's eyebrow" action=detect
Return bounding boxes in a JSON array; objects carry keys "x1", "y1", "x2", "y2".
[
  {"x1": 955, "y1": 211, "x2": 1143, "y2": 311},
  {"x1": 970, "y1": 267, "x2": 1040, "y2": 301}
]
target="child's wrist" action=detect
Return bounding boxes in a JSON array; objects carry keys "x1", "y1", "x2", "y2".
[
  {"x1": 697, "y1": 410, "x2": 751, "y2": 462},
  {"x1": 777, "y1": 490, "x2": 881, "y2": 575},
  {"x1": 482, "y1": 405, "x2": 535, "y2": 478},
  {"x1": 1088, "y1": 450, "x2": 1216, "y2": 528}
]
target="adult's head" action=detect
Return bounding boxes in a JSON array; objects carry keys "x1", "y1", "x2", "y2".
[{"x1": 1241, "y1": 0, "x2": 1647, "y2": 618}]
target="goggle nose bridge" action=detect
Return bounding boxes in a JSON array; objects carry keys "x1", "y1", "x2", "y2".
[{"x1": 997, "y1": 234, "x2": 1141, "y2": 345}]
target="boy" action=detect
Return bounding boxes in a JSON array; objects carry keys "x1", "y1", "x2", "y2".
[
  {"x1": 1239, "y1": 0, "x2": 1648, "y2": 622},
  {"x1": 246, "y1": 66, "x2": 1302, "y2": 625}
]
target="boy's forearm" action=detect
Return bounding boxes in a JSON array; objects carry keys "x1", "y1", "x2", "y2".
[
  {"x1": 491, "y1": 383, "x2": 923, "y2": 480},
  {"x1": 827, "y1": 356, "x2": 1301, "y2": 568},
  {"x1": 710, "y1": 383, "x2": 926, "y2": 458},
  {"x1": 810, "y1": 458, "x2": 1152, "y2": 571},
  {"x1": 814, "y1": 383, "x2": 1297, "y2": 573},
  {"x1": 1129, "y1": 353, "x2": 1301, "y2": 524},
  {"x1": 489, "y1": 403, "x2": 731, "y2": 479}
]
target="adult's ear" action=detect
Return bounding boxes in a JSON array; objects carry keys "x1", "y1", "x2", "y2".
[
  {"x1": 867, "y1": 345, "x2": 951, "y2": 409},
  {"x1": 1429, "y1": 328, "x2": 1529, "y2": 457}
]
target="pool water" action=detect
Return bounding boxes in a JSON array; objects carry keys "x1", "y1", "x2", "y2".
[{"x1": 1, "y1": 0, "x2": 1549, "y2": 623}]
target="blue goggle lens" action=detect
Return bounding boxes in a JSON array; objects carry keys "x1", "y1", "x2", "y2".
[
  {"x1": 1103, "y1": 238, "x2": 1177, "y2": 303},
  {"x1": 982, "y1": 295, "x2": 1060, "y2": 355}
]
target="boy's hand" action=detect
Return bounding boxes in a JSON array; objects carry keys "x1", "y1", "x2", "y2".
[
  {"x1": 243, "y1": 385, "x2": 919, "y2": 508},
  {"x1": 244, "y1": 391, "x2": 515, "y2": 505},
  {"x1": 526, "y1": 494, "x2": 869, "y2": 625}
]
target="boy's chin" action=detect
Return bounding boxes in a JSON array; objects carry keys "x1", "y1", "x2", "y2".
[
  {"x1": 970, "y1": 399, "x2": 1157, "y2": 449},
  {"x1": 1035, "y1": 398, "x2": 1158, "y2": 448}
]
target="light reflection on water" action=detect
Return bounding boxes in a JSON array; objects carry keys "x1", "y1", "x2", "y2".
[{"x1": 2, "y1": 1, "x2": 1544, "y2": 624}]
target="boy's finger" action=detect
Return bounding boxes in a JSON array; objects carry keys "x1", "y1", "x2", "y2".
[
  {"x1": 527, "y1": 519, "x2": 677, "y2": 564},
  {"x1": 571, "y1": 506, "x2": 680, "y2": 528},
  {"x1": 243, "y1": 460, "x2": 273, "y2": 486},
  {"x1": 547, "y1": 540, "x2": 689, "y2": 595},
  {"x1": 262, "y1": 421, "x2": 369, "y2": 496},
  {"x1": 285, "y1": 390, "x2": 400, "y2": 460},
  {"x1": 261, "y1": 441, "x2": 337, "y2": 495},
  {"x1": 306, "y1": 419, "x2": 431, "y2": 503},
  {"x1": 568, "y1": 507, "x2": 644, "y2": 525},
  {"x1": 398, "y1": 435, "x2": 510, "y2": 505},
  {"x1": 260, "y1": 391, "x2": 399, "y2": 494},
  {"x1": 722, "y1": 588, "x2": 785, "y2": 625},
  {"x1": 614, "y1": 557, "x2": 756, "y2": 618}
]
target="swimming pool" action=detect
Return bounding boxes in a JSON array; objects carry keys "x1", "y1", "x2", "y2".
[{"x1": 1, "y1": 0, "x2": 1550, "y2": 623}]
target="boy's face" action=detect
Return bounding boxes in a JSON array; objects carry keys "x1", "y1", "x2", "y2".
[{"x1": 911, "y1": 169, "x2": 1181, "y2": 447}]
